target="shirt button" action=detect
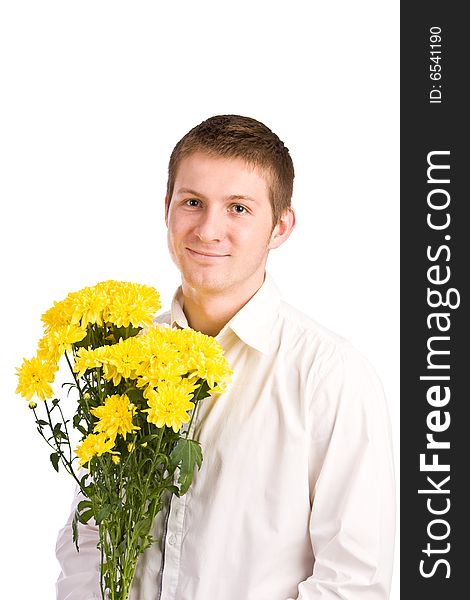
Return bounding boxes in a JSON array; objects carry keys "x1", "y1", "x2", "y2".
[{"x1": 168, "y1": 534, "x2": 177, "y2": 546}]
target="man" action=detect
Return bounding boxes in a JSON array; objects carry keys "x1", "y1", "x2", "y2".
[{"x1": 56, "y1": 115, "x2": 395, "y2": 599}]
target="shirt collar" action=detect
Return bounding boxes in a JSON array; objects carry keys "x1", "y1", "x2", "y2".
[{"x1": 169, "y1": 272, "x2": 281, "y2": 355}]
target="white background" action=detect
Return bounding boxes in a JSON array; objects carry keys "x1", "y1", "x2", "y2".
[{"x1": 0, "y1": 1, "x2": 399, "y2": 598}]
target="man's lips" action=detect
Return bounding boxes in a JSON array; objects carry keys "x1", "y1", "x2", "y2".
[{"x1": 187, "y1": 248, "x2": 230, "y2": 258}]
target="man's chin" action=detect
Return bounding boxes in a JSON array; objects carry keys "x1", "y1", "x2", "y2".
[{"x1": 183, "y1": 272, "x2": 234, "y2": 295}]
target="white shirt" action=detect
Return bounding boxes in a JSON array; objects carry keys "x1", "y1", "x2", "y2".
[{"x1": 56, "y1": 273, "x2": 395, "y2": 600}]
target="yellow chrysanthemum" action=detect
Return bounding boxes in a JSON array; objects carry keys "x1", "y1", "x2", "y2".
[
  {"x1": 16, "y1": 355, "x2": 57, "y2": 401},
  {"x1": 173, "y1": 329, "x2": 233, "y2": 390},
  {"x1": 99, "y1": 337, "x2": 145, "y2": 385},
  {"x1": 134, "y1": 334, "x2": 187, "y2": 388},
  {"x1": 143, "y1": 379, "x2": 197, "y2": 432},
  {"x1": 37, "y1": 324, "x2": 87, "y2": 362},
  {"x1": 70, "y1": 286, "x2": 107, "y2": 327},
  {"x1": 134, "y1": 325, "x2": 232, "y2": 391},
  {"x1": 137, "y1": 323, "x2": 176, "y2": 349},
  {"x1": 188, "y1": 355, "x2": 233, "y2": 392},
  {"x1": 41, "y1": 297, "x2": 75, "y2": 332},
  {"x1": 73, "y1": 346, "x2": 105, "y2": 379},
  {"x1": 91, "y1": 394, "x2": 140, "y2": 440},
  {"x1": 75, "y1": 432, "x2": 116, "y2": 467},
  {"x1": 40, "y1": 281, "x2": 160, "y2": 333},
  {"x1": 135, "y1": 358, "x2": 188, "y2": 389},
  {"x1": 104, "y1": 282, "x2": 161, "y2": 328}
]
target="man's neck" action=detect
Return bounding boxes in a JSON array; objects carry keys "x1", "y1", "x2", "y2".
[{"x1": 180, "y1": 274, "x2": 265, "y2": 337}]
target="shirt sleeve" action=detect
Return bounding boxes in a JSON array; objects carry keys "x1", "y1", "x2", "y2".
[
  {"x1": 55, "y1": 486, "x2": 102, "y2": 600},
  {"x1": 289, "y1": 345, "x2": 396, "y2": 599}
]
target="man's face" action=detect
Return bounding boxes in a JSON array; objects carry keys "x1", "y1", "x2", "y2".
[{"x1": 165, "y1": 152, "x2": 285, "y2": 297}]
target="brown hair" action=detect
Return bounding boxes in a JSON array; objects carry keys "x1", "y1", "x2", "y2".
[{"x1": 166, "y1": 115, "x2": 294, "y2": 226}]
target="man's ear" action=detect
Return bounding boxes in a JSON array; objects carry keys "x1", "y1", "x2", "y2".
[
  {"x1": 164, "y1": 195, "x2": 170, "y2": 226},
  {"x1": 268, "y1": 208, "x2": 296, "y2": 250}
]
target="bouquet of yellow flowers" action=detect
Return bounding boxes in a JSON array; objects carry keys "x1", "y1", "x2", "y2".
[{"x1": 16, "y1": 280, "x2": 232, "y2": 600}]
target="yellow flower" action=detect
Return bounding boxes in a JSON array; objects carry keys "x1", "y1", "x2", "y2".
[
  {"x1": 92, "y1": 394, "x2": 140, "y2": 440},
  {"x1": 186, "y1": 354, "x2": 232, "y2": 391},
  {"x1": 75, "y1": 433, "x2": 116, "y2": 467},
  {"x1": 135, "y1": 353, "x2": 188, "y2": 389},
  {"x1": 40, "y1": 280, "x2": 160, "y2": 333},
  {"x1": 16, "y1": 355, "x2": 57, "y2": 401},
  {"x1": 70, "y1": 286, "x2": 107, "y2": 327},
  {"x1": 100, "y1": 337, "x2": 144, "y2": 385},
  {"x1": 73, "y1": 347, "x2": 105, "y2": 378},
  {"x1": 41, "y1": 297, "x2": 75, "y2": 332},
  {"x1": 101, "y1": 362, "x2": 122, "y2": 386},
  {"x1": 38, "y1": 324, "x2": 87, "y2": 362},
  {"x1": 135, "y1": 325, "x2": 232, "y2": 392},
  {"x1": 112, "y1": 454, "x2": 121, "y2": 465},
  {"x1": 104, "y1": 282, "x2": 161, "y2": 328},
  {"x1": 135, "y1": 330, "x2": 185, "y2": 387},
  {"x1": 175, "y1": 329, "x2": 233, "y2": 391},
  {"x1": 143, "y1": 379, "x2": 197, "y2": 432}
]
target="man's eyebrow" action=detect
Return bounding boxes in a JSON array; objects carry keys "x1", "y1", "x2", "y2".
[
  {"x1": 227, "y1": 194, "x2": 256, "y2": 203},
  {"x1": 176, "y1": 188, "x2": 257, "y2": 202},
  {"x1": 176, "y1": 187, "x2": 207, "y2": 198}
]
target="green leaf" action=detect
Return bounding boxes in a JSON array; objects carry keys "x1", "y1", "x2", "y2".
[
  {"x1": 77, "y1": 500, "x2": 92, "y2": 513},
  {"x1": 117, "y1": 539, "x2": 128, "y2": 557},
  {"x1": 72, "y1": 511, "x2": 80, "y2": 552},
  {"x1": 36, "y1": 419, "x2": 49, "y2": 427},
  {"x1": 95, "y1": 504, "x2": 111, "y2": 524},
  {"x1": 133, "y1": 516, "x2": 153, "y2": 541},
  {"x1": 194, "y1": 380, "x2": 211, "y2": 402},
  {"x1": 73, "y1": 414, "x2": 88, "y2": 436},
  {"x1": 78, "y1": 509, "x2": 94, "y2": 524},
  {"x1": 112, "y1": 325, "x2": 142, "y2": 341},
  {"x1": 50, "y1": 452, "x2": 60, "y2": 472},
  {"x1": 76, "y1": 424, "x2": 88, "y2": 436},
  {"x1": 169, "y1": 438, "x2": 203, "y2": 496}
]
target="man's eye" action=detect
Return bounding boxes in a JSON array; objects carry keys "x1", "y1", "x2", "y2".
[
  {"x1": 185, "y1": 199, "x2": 200, "y2": 207},
  {"x1": 232, "y1": 204, "x2": 247, "y2": 214}
]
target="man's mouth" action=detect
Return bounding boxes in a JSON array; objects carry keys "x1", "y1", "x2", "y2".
[{"x1": 187, "y1": 248, "x2": 230, "y2": 258}]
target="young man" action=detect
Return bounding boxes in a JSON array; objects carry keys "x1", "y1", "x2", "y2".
[{"x1": 56, "y1": 115, "x2": 395, "y2": 599}]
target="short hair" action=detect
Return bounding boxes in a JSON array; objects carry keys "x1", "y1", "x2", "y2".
[{"x1": 166, "y1": 115, "x2": 295, "y2": 226}]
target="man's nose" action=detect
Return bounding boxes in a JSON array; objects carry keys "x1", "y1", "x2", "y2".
[{"x1": 194, "y1": 207, "x2": 226, "y2": 242}]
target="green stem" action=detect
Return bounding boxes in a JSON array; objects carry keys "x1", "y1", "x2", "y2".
[
  {"x1": 56, "y1": 402, "x2": 73, "y2": 464},
  {"x1": 39, "y1": 403, "x2": 83, "y2": 490},
  {"x1": 185, "y1": 383, "x2": 204, "y2": 439},
  {"x1": 64, "y1": 351, "x2": 83, "y2": 395},
  {"x1": 118, "y1": 429, "x2": 166, "y2": 598},
  {"x1": 99, "y1": 528, "x2": 106, "y2": 600}
]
